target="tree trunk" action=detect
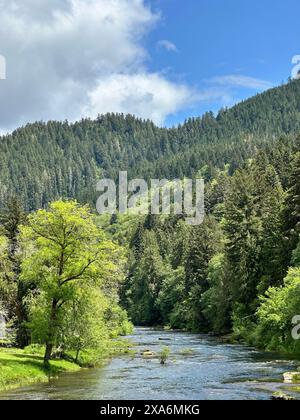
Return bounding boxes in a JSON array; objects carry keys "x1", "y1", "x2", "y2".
[
  {"x1": 44, "y1": 342, "x2": 53, "y2": 366},
  {"x1": 15, "y1": 282, "x2": 30, "y2": 348},
  {"x1": 75, "y1": 349, "x2": 80, "y2": 364},
  {"x1": 44, "y1": 299, "x2": 58, "y2": 366}
]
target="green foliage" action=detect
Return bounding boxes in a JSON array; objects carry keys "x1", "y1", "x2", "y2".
[
  {"x1": 251, "y1": 269, "x2": 300, "y2": 353},
  {"x1": 159, "y1": 346, "x2": 170, "y2": 365},
  {"x1": 125, "y1": 230, "x2": 166, "y2": 325},
  {"x1": 184, "y1": 217, "x2": 223, "y2": 331},
  {"x1": 292, "y1": 238, "x2": 300, "y2": 267},
  {"x1": 157, "y1": 267, "x2": 185, "y2": 327},
  {"x1": 18, "y1": 200, "x2": 130, "y2": 364},
  {"x1": 283, "y1": 153, "x2": 300, "y2": 266},
  {"x1": 0, "y1": 235, "x2": 14, "y2": 305},
  {"x1": 201, "y1": 254, "x2": 231, "y2": 334},
  {"x1": 23, "y1": 344, "x2": 44, "y2": 356}
]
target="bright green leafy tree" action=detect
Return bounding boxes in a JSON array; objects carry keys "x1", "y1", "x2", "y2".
[{"x1": 20, "y1": 201, "x2": 122, "y2": 365}]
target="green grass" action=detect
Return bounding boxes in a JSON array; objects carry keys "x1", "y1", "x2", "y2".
[
  {"x1": 0, "y1": 338, "x2": 133, "y2": 392},
  {"x1": 0, "y1": 336, "x2": 133, "y2": 393},
  {"x1": 0, "y1": 347, "x2": 80, "y2": 392}
]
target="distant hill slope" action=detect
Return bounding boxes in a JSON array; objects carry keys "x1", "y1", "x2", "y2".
[{"x1": 1, "y1": 78, "x2": 300, "y2": 210}]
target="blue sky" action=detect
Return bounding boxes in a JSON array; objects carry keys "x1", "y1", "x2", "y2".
[
  {"x1": 146, "y1": 0, "x2": 300, "y2": 125},
  {"x1": 0, "y1": 0, "x2": 299, "y2": 131}
]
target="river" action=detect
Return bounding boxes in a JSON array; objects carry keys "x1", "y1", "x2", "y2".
[{"x1": 0, "y1": 328, "x2": 299, "y2": 400}]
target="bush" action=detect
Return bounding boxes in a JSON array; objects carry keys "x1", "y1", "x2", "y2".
[
  {"x1": 252, "y1": 268, "x2": 300, "y2": 354},
  {"x1": 159, "y1": 346, "x2": 170, "y2": 365},
  {"x1": 23, "y1": 344, "x2": 44, "y2": 356}
]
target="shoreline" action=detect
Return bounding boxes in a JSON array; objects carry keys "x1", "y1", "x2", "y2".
[
  {"x1": 0, "y1": 347, "x2": 82, "y2": 393},
  {"x1": 0, "y1": 339, "x2": 132, "y2": 393},
  {"x1": 1, "y1": 329, "x2": 300, "y2": 398}
]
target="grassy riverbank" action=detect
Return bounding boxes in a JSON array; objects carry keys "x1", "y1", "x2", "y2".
[
  {"x1": 0, "y1": 340, "x2": 133, "y2": 392},
  {"x1": 0, "y1": 347, "x2": 80, "y2": 392}
]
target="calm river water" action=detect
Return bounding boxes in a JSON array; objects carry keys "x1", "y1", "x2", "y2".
[{"x1": 0, "y1": 328, "x2": 298, "y2": 400}]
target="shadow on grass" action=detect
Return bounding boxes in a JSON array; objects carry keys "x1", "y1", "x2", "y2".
[
  {"x1": 0, "y1": 357, "x2": 44, "y2": 370},
  {"x1": 7, "y1": 353, "x2": 43, "y2": 362},
  {"x1": 0, "y1": 356, "x2": 68, "y2": 377}
]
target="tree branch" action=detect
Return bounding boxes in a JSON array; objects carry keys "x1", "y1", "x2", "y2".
[{"x1": 60, "y1": 258, "x2": 97, "y2": 286}]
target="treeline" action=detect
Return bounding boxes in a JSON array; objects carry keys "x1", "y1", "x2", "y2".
[
  {"x1": 120, "y1": 134, "x2": 300, "y2": 354},
  {"x1": 0, "y1": 79, "x2": 300, "y2": 210},
  {"x1": 0, "y1": 200, "x2": 132, "y2": 365}
]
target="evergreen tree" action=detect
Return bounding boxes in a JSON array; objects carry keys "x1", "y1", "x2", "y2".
[
  {"x1": 223, "y1": 169, "x2": 262, "y2": 317},
  {"x1": 283, "y1": 152, "x2": 300, "y2": 266},
  {"x1": 184, "y1": 217, "x2": 222, "y2": 331},
  {"x1": 0, "y1": 197, "x2": 28, "y2": 347}
]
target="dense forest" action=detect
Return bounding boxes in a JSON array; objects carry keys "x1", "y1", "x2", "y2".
[
  {"x1": 119, "y1": 140, "x2": 300, "y2": 354},
  {"x1": 1, "y1": 78, "x2": 300, "y2": 365}
]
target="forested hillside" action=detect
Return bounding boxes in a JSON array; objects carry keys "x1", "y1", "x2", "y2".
[
  {"x1": 1, "y1": 78, "x2": 300, "y2": 362},
  {"x1": 119, "y1": 137, "x2": 300, "y2": 354},
  {"x1": 1, "y1": 78, "x2": 300, "y2": 210}
]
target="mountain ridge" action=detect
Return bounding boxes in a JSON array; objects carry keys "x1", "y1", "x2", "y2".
[{"x1": 1, "y1": 78, "x2": 300, "y2": 210}]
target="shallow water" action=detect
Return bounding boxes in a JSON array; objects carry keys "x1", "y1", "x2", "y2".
[{"x1": 0, "y1": 328, "x2": 298, "y2": 400}]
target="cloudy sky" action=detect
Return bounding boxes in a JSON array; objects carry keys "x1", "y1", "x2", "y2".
[{"x1": 0, "y1": 0, "x2": 299, "y2": 132}]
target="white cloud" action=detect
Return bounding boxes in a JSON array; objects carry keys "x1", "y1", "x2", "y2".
[
  {"x1": 0, "y1": 0, "x2": 196, "y2": 129},
  {"x1": 157, "y1": 40, "x2": 179, "y2": 53},
  {"x1": 211, "y1": 75, "x2": 273, "y2": 90},
  {"x1": 86, "y1": 73, "x2": 197, "y2": 126},
  {"x1": 0, "y1": 0, "x2": 274, "y2": 131}
]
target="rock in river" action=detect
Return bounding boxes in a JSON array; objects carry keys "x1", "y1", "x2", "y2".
[{"x1": 283, "y1": 372, "x2": 300, "y2": 384}]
